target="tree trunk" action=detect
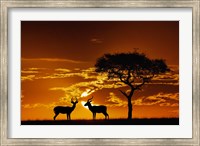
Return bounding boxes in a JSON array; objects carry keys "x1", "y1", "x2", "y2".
[
  {"x1": 119, "y1": 87, "x2": 134, "y2": 120},
  {"x1": 127, "y1": 88, "x2": 134, "y2": 120},
  {"x1": 127, "y1": 97, "x2": 132, "y2": 120}
]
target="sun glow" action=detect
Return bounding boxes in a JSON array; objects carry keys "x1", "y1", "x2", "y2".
[
  {"x1": 81, "y1": 92, "x2": 88, "y2": 97},
  {"x1": 81, "y1": 89, "x2": 95, "y2": 97},
  {"x1": 81, "y1": 101, "x2": 88, "y2": 109}
]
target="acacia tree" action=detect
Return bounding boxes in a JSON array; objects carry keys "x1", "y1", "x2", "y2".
[{"x1": 95, "y1": 52, "x2": 169, "y2": 120}]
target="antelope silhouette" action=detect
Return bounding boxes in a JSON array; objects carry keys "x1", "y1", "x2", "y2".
[
  {"x1": 53, "y1": 97, "x2": 78, "y2": 120},
  {"x1": 84, "y1": 96, "x2": 109, "y2": 120}
]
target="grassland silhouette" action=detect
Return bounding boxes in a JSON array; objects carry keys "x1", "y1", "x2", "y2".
[{"x1": 21, "y1": 118, "x2": 179, "y2": 125}]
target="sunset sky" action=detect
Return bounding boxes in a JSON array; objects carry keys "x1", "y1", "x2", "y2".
[{"x1": 21, "y1": 21, "x2": 179, "y2": 120}]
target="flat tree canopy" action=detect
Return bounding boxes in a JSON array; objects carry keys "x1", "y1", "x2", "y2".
[{"x1": 95, "y1": 52, "x2": 169, "y2": 119}]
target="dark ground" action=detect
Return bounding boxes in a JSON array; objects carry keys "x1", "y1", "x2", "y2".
[{"x1": 21, "y1": 118, "x2": 179, "y2": 125}]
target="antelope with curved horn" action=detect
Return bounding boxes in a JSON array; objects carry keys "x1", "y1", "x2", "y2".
[
  {"x1": 84, "y1": 96, "x2": 109, "y2": 120},
  {"x1": 53, "y1": 97, "x2": 78, "y2": 120}
]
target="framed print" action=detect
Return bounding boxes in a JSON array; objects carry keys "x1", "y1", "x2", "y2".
[{"x1": 0, "y1": 0, "x2": 199, "y2": 145}]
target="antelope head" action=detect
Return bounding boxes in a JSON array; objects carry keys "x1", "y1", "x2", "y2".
[
  {"x1": 84, "y1": 96, "x2": 93, "y2": 106},
  {"x1": 71, "y1": 97, "x2": 78, "y2": 104}
]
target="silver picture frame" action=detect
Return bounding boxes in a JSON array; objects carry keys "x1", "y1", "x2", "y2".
[{"x1": 0, "y1": 0, "x2": 199, "y2": 145}]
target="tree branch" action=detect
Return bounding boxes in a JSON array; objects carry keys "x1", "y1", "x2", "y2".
[
  {"x1": 134, "y1": 75, "x2": 154, "y2": 90},
  {"x1": 110, "y1": 68, "x2": 127, "y2": 84},
  {"x1": 119, "y1": 90, "x2": 128, "y2": 98},
  {"x1": 119, "y1": 74, "x2": 127, "y2": 84},
  {"x1": 126, "y1": 69, "x2": 131, "y2": 83}
]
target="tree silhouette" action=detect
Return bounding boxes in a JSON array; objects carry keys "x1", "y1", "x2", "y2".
[{"x1": 95, "y1": 52, "x2": 170, "y2": 120}]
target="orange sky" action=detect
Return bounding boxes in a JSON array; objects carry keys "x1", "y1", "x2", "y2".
[{"x1": 21, "y1": 21, "x2": 179, "y2": 120}]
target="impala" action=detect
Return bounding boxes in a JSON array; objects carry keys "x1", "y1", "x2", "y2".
[
  {"x1": 53, "y1": 97, "x2": 78, "y2": 120},
  {"x1": 84, "y1": 97, "x2": 109, "y2": 120}
]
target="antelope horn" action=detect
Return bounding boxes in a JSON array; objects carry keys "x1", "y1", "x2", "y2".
[
  {"x1": 88, "y1": 96, "x2": 93, "y2": 102},
  {"x1": 74, "y1": 97, "x2": 78, "y2": 102},
  {"x1": 71, "y1": 97, "x2": 78, "y2": 102}
]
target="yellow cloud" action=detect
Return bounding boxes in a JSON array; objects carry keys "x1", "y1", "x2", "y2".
[
  {"x1": 21, "y1": 75, "x2": 36, "y2": 81},
  {"x1": 21, "y1": 67, "x2": 46, "y2": 74},
  {"x1": 149, "y1": 65, "x2": 179, "y2": 86},
  {"x1": 28, "y1": 68, "x2": 39, "y2": 70},
  {"x1": 106, "y1": 92, "x2": 127, "y2": 107},
  {"x1": 38, "y1": 67, "x2": 98, "y2": 80},
  {"x1": 50, "y1": 86, "x2": 84, "y2": 99},
  {"x1": 22, "y1": 58, "x2": 86, "y2": 64},
  {"x1": 171, "y1": 103, "x2": 179, "y2": 107},
  {"x1": 55, "y1": 68, "x2": 71, "y2": 72},
  {"x1": 22, "y1": 100, "x2": 73, "y2": 109},
  {"x1": 22, "y1": 99, "x2": 77, "y2": 109},
  {"x1": 21, "y1": 70, "x2": 39, "y2": 74},
  {"x1": 48, "y1": 74, "x2": 128, "y2": 103},
  {"x1": 133, "y1": 92, "x2": 179, "y2": 107},
  {"x1": 21, "y1": 66, "x2": 179, "y2": 88}
]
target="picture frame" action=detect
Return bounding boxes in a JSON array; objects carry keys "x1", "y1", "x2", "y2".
[{"x1": 0, "y1": 0, "x2": 199, "y2": 145}]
